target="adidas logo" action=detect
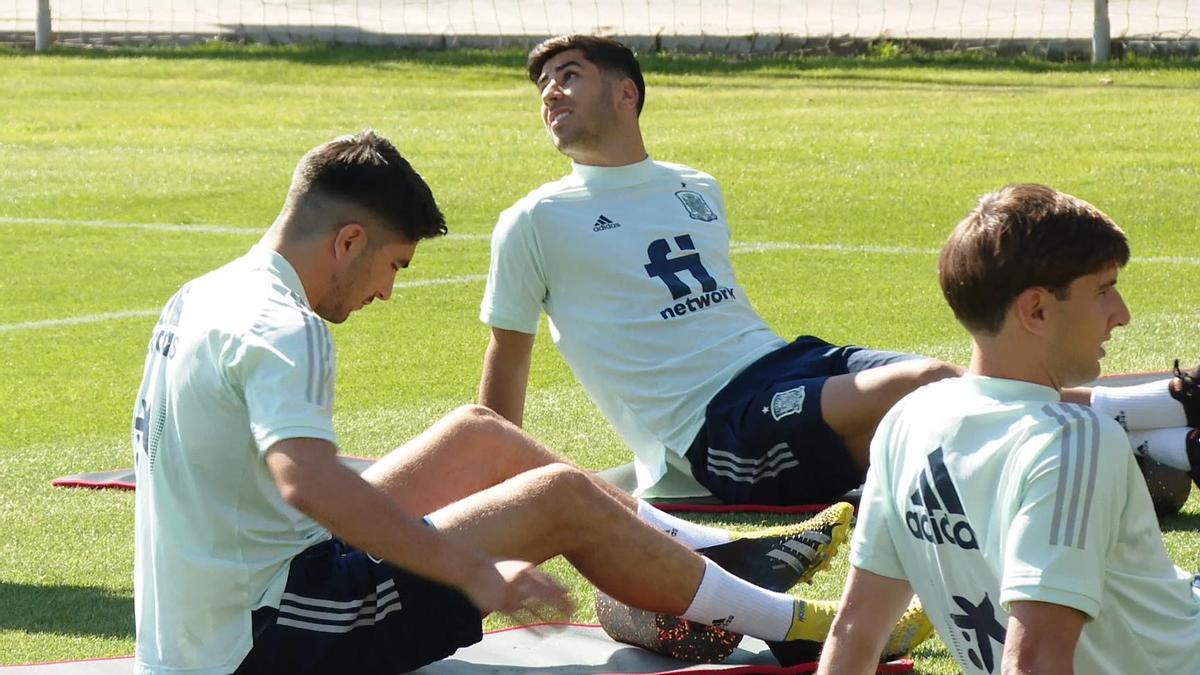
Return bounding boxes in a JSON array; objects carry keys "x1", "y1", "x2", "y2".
[
  {"x1": 592, "y1": 214, "x2": 621, "y2": 232},
  {"x1": 905, "y1": 447, "x2": 978, "y2": 550}
]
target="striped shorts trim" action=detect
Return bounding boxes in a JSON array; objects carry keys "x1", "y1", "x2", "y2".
[{"x1": 235, "y1": 538, "x2": 482, "y2": 674}]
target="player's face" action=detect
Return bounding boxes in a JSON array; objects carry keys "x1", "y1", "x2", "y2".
[
  {"x1": 536, "y1": 49, "x2": 623, "y2": 157},
  {"x1": 1046, "y1": 263, "x2": 1130, "y2": 386},
  {"x1": 320, "y1": 237, "x2": 416, "y2": 324}
]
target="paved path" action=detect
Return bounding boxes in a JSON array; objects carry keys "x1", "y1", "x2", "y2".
[{"x1": 3, "y1": 1, "x2": 1197, "y2": 46}]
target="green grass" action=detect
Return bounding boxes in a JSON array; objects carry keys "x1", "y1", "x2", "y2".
[{"x1": 1, "y1": 45, "x2": 1198, "y2": 672}]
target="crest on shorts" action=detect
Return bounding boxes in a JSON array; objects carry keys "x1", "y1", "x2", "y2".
[
  {"x1": 675, "y1": 190, "x2": 718, "y2": 222},
  {"x1": 769, "y1": 386, "x2": 806, "y2": 421}
]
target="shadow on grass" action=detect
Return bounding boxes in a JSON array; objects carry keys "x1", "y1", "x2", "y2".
[
  {"x1": 0, "y1": 583, "x2": 132, "y2": 640},
  {"x1": 2, "y1": 39, "x2": 1198, "y2": 81},
  {"x1": 2, "y1": 39, "x2": 529, "y2": 70},
  {"x1": 1162, "y1": 509, "x2": 1200, "y2": 535}
]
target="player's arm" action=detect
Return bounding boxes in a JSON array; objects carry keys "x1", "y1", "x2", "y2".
[
  {"x1": 1001, "y1": 601, "x2": 1085, "y2": 675},
  {"x1": 266, "y1": 437, "x2": 568, "y2": 616},
  {"x1": 998, "y1": 411, "x2": 1124, "y2": 674},
  {"x1": 479, "y1": 327, "x2": 535, "y2": 427},
  {"x1": 479, "y1": 202, "x2": 545, "y2": 427},
  {"x1": 816, "y1": 566, "x2": 914, "y2": 675}
]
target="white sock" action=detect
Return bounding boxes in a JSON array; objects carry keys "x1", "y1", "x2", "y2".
[
  {"x1": 1090, "y1": 380, "x2": 1184, "y2": 431},
  {"x1": 1129, "y1": 427, "x2": 1193, "y2": 472},
  {"x1": 680, "y1": 558, "x2": 794, "y2": 641},
  {"x1": 636, "y1": 500, "x2": 731, "y2": 549}
]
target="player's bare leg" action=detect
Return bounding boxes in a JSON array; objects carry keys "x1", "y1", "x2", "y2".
[
  {"x1": 362, "y1": 404, "x2": 638, "y2": 516},
  {"x1": 426, "y1": 465, "x2": 931, "y2": 664},
  {"x1": 820, "y1": 359, "x2": 962, "y2": 467},
  {"x1": 426, "y1": 462, "x2": 702, "y2": 613},
  {"x1": 364, "y1": 404, "x2": 851, "y2": 586}
]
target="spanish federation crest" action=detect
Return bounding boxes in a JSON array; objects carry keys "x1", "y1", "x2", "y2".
[
  {"x1": 769, "y1": 386, "x2": 806, "y2": 421},
  {"x1": 675, "y1": 190, "x2": 718, "y2": 222}
]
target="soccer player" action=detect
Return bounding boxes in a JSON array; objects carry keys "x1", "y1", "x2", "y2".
[
  {"x1": 133, "y1": 130, "x2": 923, "y2": 675},
  {"x1": 816, "y1": 184, "x2": 1200, "y2": 675},
  {"x1": 479, "y1": 34, "x2": 960, "y2": 507},
  {"x1": 479, "y1": 34, "x2": 1200, "y2": 507}
]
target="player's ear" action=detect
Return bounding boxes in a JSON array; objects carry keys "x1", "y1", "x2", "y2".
[
  {"x1": 1013, "y1": 287, "x2": 1051, "y2": 336},
  {"x1": 616, "y1": 77, "x2": 640, "y2": 113},
  {"x1": 331, "y1": 223, "x2": 369, "y2": 263}
]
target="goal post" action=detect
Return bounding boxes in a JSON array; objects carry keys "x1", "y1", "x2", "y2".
[
  {"x1": 1095, "y1": 0, "x2": 1113, "y2": 62},
  {"x1": 34, "y1": 0, "x2": 50, "y2": 51}
]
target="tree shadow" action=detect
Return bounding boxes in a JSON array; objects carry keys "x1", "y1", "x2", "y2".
[
  {"x1": 0, "y1": 582, "x2": 132, "y2": 640},
  {"x1": 1, "y1": 28, "x2": 529, "y2": 70}
]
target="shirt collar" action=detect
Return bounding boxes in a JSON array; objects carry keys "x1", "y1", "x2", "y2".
[
  {"x1": 244, "y1": 245, "x2": 311, "y2": 308},
  {"x1": 569, "y1": 155, "x2": 656, "y2": 188},
  {"x1": 960, "y1": 373, "x2": 1060, "y2": 403}
]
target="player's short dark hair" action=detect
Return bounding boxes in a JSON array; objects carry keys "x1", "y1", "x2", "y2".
[
  {"x1": 287, "y1": 129, "x2": 447, "y2": 242},
  {"x1": 527, "y1": 35, "x2": 646, "y2": 115},
  {"x1": 938, "y1": 183, "x2": 1130, "y2": 335}
]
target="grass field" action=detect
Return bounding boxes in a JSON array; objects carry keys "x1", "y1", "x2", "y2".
[{"x1": 1, "y1": 45, "x2": 1198, "y2": 672}]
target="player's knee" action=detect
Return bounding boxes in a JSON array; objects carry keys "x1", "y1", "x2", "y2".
[
  {"x1": 445, "y1": 404, "x2": 508, "y2": 436},
  {"x1": 906, "y1": 358, "x2": 962, "y2": 387},
  {"x1": 535, "y1": 463, "x2": 598, "y2": 509},
  {"x1": 539, "y1": 462, "x2": 591, "y2": 488},
  {"x1": 448, "y1": 403, "x2": 500, "y2": 421}
]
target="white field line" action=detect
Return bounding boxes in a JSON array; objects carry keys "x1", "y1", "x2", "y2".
[
  {"x1": 733, "y1": 241, "x2": 1200, "y2": 266},
  {"x1": 4, "y1": 215, "x2": 1200, "y2": 333},
  {"x1": 1138, "y1": 255, "x2": 1200, "y2": 266},
  {"x1": 1, "y1": 216, "x2": 260, "y2": 236},
  {"x1": 0, "y1": 309, "x2": 162, "y2": 333},
  {"x1": 0, "y1": 216, "x2": 490, "y2": 241},
  {"x1": 7, "y1": 216, "x2": 1200, "y2": 264},
  {"x1": 0, "y1": 275, "x2": 489, "y2": 334},
  {"x1": 395, "y1": 274, "x2": 488, "y2": 287},
  {"x1": 730, "y1": 241, "x2": 936, "y2": 256}
]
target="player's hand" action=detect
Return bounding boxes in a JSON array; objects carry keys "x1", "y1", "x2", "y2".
[{"x1": 467, "y1": 558, "x2": 573, "y2": 624}]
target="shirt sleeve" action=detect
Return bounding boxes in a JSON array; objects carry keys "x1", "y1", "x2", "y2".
[
  {"x1": 999, "y1": 407, "x2": 1127, "y2": 619},
  {"x1": 479, "y1": 203, "x2": 546, "y2": 334},
  {"x1": 849, "y1": 432, "x2": 908, "y2": 581},
  {"x1": 225, "y1": 310, "x2": 338, "y2": 456}
]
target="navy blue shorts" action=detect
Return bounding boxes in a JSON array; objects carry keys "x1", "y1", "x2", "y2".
[
  {"x1": 235, "y1": 538, "x2": 483, "y2": 675},
  {"x1": 686, "y1": 335, "x2": 918, "y2": 505}
]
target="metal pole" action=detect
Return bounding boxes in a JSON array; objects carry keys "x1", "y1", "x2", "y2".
[
  {"x1": 1093, "y1": 0, "x2": 1111, "y2": 63},
  {"x1": 35, "y1": 0, "x2": 52, "y2": 52}
]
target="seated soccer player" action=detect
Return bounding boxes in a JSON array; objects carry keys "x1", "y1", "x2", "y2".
[
  {"x1": 132, "y1": 130, "x2": 929, "y2": 675},
  {"x1": 479, "y1": 34, "x2": 1200, "y2": 509},
  {"x1": 816, "y1": 184, "x2": 1200, "y2": 675}
]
